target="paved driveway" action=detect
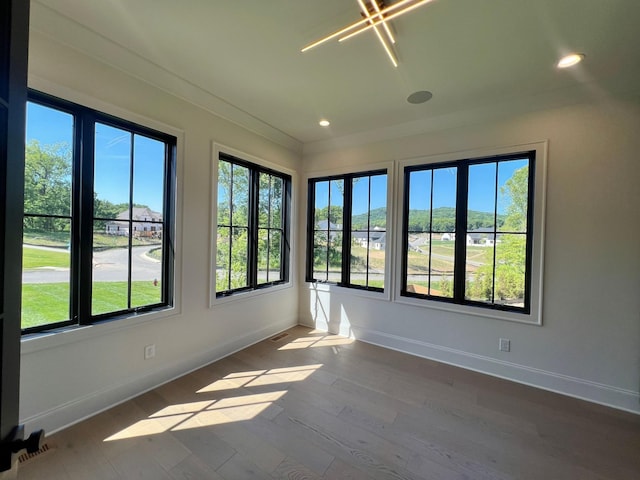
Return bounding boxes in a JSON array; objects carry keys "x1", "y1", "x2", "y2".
[{"x1": 23, "y1": 245, "x2": 161, "y2": 283}]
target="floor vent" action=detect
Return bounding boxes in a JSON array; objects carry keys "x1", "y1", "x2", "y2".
[
  {"x1": 18, "y1": 443, "x2": 55, "y2": 465},
  {"x1": 270, "y1": 332, "x2": 289, "y2": 342}
]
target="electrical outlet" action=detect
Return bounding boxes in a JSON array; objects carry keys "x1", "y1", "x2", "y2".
[
  {"x1": 499, "y1": 338, "x2": 510, "y2": 352},
  {"x1": 144, "y1": 344, "x2": 156, "y2": 359}
]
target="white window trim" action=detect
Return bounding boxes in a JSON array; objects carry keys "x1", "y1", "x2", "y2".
[
  {"x1": 303, "y1": 161, "x2": 395, "y2": 302},
  {"x1": 393, "y1": 141, "x2": 547, "y2": 325},
  {"x1": 210, "y1": 142, "x2": 296, "y2": 307}
]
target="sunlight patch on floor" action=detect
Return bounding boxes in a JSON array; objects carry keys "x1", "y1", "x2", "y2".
[
  {"x1": 197, "y1": 364, "x2": 323, "y2": 392},
  {"x1": 104, "y1": 363, "x2": 324, "y2": 442},
  {"x1": 104, "y1": 390, "x2": 288, "y2": 441},
  {"x1": 278, "y1": 334, "x2": 354, "y2": 350}
]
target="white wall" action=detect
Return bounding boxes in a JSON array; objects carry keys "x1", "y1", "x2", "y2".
[
  {"x1": 20, "y1": 32, "x2": 301, "y2": 434},
  {"x1": 299, "y1": 98, "x2": 640, "y2": 414}
]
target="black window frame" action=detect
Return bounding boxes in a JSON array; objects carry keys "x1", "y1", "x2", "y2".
[
  {"x1": 215, "y1": 152, "x2": 291, "y2": 297},
  {"x1": 22, "y1": 90, "x2": 177, "y2": 334},
  {"x1": 401, "y1": 151, "x2": 535, "y2": 314},
  {"x1": 306, "y1": 169, "x2": 388, "y2": 293}
]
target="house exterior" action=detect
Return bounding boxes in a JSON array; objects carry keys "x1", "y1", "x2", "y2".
[
  {"x1": 466, "y1": 227, "x2": 499, "y2": 247},
  {"x1": 105, "y1": 207, "x2": 163, "y2": 238},
  {"x1": 351, "y1": 230, "x2": 385, "y2": 250}
]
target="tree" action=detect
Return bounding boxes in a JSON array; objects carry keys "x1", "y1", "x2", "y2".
[
  {"x1": 466, "y1": 165, "x2": 529, "y2": 303},
  {"x1": 501, "y1": 166, "x2": 529, "y2": 231},
  {"x1": 24, "y1": 140, "x2": 72, "y2": 232}
]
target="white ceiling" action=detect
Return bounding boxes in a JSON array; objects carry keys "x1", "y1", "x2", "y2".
[{"x1": 30, "y1": 0, "x2": 640, "y2": 151}]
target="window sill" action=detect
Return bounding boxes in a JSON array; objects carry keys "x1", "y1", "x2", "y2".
[
  {"x1": 307, "y1": 281, "x2": 391, "y2": 302},
  {"x1": 393, "y1": 294, "x2": 542, "y2": 325},
  {"x1": 210, "y1": 281, "x2": 293, "y2": 308},
  {"x1": 20, "y1": 306, "x2": 179, "y2": 355}
]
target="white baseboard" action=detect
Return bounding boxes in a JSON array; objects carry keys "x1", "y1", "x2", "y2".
[
  {"x1": 352, "y1": 327, "x2": 640, "y2": 415},
  {"x1": 21, "y1": 317, "x2": 297, "y2": 435}
]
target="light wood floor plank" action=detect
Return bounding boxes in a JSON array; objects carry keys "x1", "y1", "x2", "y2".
[{"x1": 16, "y1": 326, "x2": 640, "y2": 480}]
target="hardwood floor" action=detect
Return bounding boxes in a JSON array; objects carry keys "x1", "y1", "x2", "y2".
[{"x1": 17, "y1": 326, "x2": 640, "y2": 479}]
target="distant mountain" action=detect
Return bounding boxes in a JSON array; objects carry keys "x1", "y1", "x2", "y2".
[{"x1": 351, "y1": 207, "x2": 503, "y2": 232}]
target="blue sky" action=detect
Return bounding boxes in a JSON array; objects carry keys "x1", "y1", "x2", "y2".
[
  {"x1": 409, "y1": 160, "x2": 528, "y2": 214},
  {"x1": 313, "y1": 159, "x2": 527, "y2": 221},
  {"x1": 26, "y1": 102, "x2": 165, "y2": 213}
]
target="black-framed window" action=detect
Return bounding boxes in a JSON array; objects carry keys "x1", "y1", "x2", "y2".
[
  {"x1": 402, "y1": 152, "x2": 535, "y2": 313},
  {"x1": 306, "y1": 170, "x2": 387, "y2": 291},
  {"x1": 21, "y1": 90, "x2": 176, "y2": 334},
  {"x1": 215, "y1": 153, "x2": 291, "y2": 296}
]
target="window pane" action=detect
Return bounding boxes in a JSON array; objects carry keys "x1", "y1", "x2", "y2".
[
  {"x1": 429, "y1": 235, "x2": 454, "y2": 298},
  {"x1": 465, "y1": 242, "x2": 495, "y2": 302},
  {"x1": 270, "y1": 177, "x2": 283, "y2": 229},
  {"x1": 314, "y1": 181, "x2": 329, "y2": 227},
  {"x1": 230, "y1": 227, "x2": 249, "y2": 289},
  {"x1": 216, "y1": 226, "x2": 231, "y2": 292},
  {"x1": 369, "y1": 174, "x2": 387, "y2": 229},
  {"x1": 131, "y1": 222, "x2": 163, "y2": 308},
  {"x1": 351, "y1": 176, "x2": 370, "y2": 229},
  {"x1": 21, "y1": 220, "x2": 71, "y2": 329},
  {"x1": 94, "y1": 123, "x2": 132, "y2": 214},
  {"x1": 269, "y1": 230, "x2": 282, "y2": 281},
  {"x1": 133, "y1": 134, "x2": 165, "y2": 223},
  {"x1": 467, "y1": 162, "x2": 496, "y2": 231},
  {"x1": 329, "y1": 179, "x2": 344, "y2": 225},
  {"x1": 351, "y1": 176, "x2": 369, "y2": 288},
  {"x1": 428, "y1": 167, "x2": 457, "y2": 298},
  {"x1": 494, "y1": 233, "x2": 527, "y2": 307},
  {"x1": 406, "y1": 232, "x2": 430, "y2": 294},
  {"x1": 92, "y1": 222, "x2": 129, "y2": 316},
  {"x1": 350, "y1": 173, "x2": 386, "y2": 289},
  {"x1": 313, "y1": 231, "x2": 328, "y2": 282},
  {"x1": 23, "y1": 102, "x2": 74, "y2": 330},
  {"x1": 258, "y1": 173, "x2": 271, "y2": 228},
  {"x1": 24, "y1": 103, "x2": 73, "y2": 217},
  {"x1": 350, "y1": 232, "x2": 367, "y2": 287},
  {"x1": 431, "y1": 167, "x2": 457, "y2": 233},
  {"x1": 217, "y1": 160, "x2": 232, "y2": 226},
  {"x1": 327, "y1": 230, "x2": 342, "y2": 283},
  {"x1": 257, "y1": 228, "x2": 269, "y2": 284},
  {"x1": 498, "y1": 159, "x2": 529, "y2": 233},
  {"x1": 408, "y1": 170, "x2": 431, "y2": 232},
  {"x1": 231, "y1": 164, "x2": 249, "y2": 228}
]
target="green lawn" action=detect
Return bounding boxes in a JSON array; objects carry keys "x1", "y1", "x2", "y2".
[
  {"x1": 22, "y1": 281, "x2": 162, "y2": 329},
  {"x1": 22, "y1": 246, "x2": 70, "y2": 269},
  {"x1": 23, "y1": 230, "x2": 161, "y2": 248}
]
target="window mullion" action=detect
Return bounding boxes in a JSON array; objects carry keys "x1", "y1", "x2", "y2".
[
  {"x1": 248, "y1": 169, "x2": 258, "y2": 288},
  {"x1": 228, "y1": 164, "x2": 234, "y2": 291},
  {"x1": 401, "y1": 169, "x2": 411, "y2": 293},
  {"x1": 524, "y1": 154, "x2": 536, "y2": 312},
  {"x1": 69, "y1": 111, "x2": 82, "y2": 324},
  {"x1": 365, "y1": 176, "x2": 371, "y2": 287},
  {"x1": 126, "y1": 132, "x2": 134, "y2": 309},
  {"x1": 306, "y1": 180, "x2": 315, "y2": 282},
  {"x1": 491, "y1": 162, "x2": 500, "y2": 304},
  {"x1": 162, "y1": 142, "x2": 176, "y2": 306},
  {"x1": 427, "y1": 170, "x2": 434, "y2": 293},
  {"x1": 77, "y1": 112, "x2": 95, "y2": 324},
  {"x1": 453, "y1": 164, "x2": 468, "y2": 302},
  {"x1": 341, "y1": 177, "x2": 353, "y2": 286},
  {"x1": 266, "y1": 175, "x2": 272, "y2": 282}
]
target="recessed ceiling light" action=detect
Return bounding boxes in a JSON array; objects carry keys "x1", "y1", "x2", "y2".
[
  {"x1": 557, "y1": 53, "x2": 585, "y2": 68},
  {"x1": 319, "y1": 119, "x2": 330, "y2": 127},
  {"x1": 407, "y1": 90, "x2": 433, "y2": 104}
]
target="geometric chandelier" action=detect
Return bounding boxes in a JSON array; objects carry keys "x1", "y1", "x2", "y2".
[{"x1": 301, "y1": 0, "x2": 435, "y2": 67}]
